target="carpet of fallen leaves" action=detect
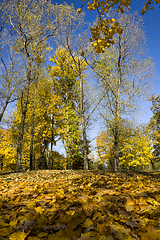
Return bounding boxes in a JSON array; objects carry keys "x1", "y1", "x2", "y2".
[{"x1": 0, "y1": 170, "x2": 160, "y2": 240}]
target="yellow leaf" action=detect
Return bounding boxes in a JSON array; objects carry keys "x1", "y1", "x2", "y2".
[
  {"x1": 37, "y1": 232, "x2": 48, "y2": 238},
  {"x1": 77, "y1": 8, "x2": 82, "y2": 13},
  {"x1": 125, "y1": 204, "x2": 134, "y2": 212},
  {"x1": 9, "y1": 230, "x2": 27, "y2": 240},
  {"x1": 14, "y1": 195, "x2": 21, "y2": 204},
  {"x1": 79, "y1": 232, "x2": 92, "y2": 239},
  {"x1": 28, "y1": 237, "x2": 40, "y2": 240},
  {"x1": 37, "y1": 215, "x2": 48, "y2": 227},
  {"x1": 0, "y1": 219, "x2": 8, "y2": 227},
  {"x1": 65, "y1": 210, "x2": 75, "y2": 216},
  {"x1": 92, "y1": 211, "x2": 103, "y2": 221},
  {"x1": 10, "y1": 219, "x2": 18, "y2": 228},
  {"x1": 58, "y1": 189, "x2": 64, "y2": 197},
  {"x1": 83, "y1": 218, "x2": 93, "y2": 228},
  {"x1": 0, "y1": 227, "x2": 11, "y2": 237},
  {"x1": 0, "y1": 200, "x2": 3, "y2": 208},
  {"x1": 27, "y1": 201, "x2": 36, "y2": 209},
  {"x1": 125, "y1": 199, "x2": 135, "y2": 212},
  {"x1": 35, "y1": 206, "x2": 44, "y2": 214}
]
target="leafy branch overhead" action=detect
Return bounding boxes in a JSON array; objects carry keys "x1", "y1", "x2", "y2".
[{"x1": 77, "y1": 0, "x2": 160, "y2": 53}]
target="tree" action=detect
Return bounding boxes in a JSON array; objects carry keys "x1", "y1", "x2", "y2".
[
  {"x1": 0, "y1": 27, "x2": 24, "y2": 122},
  {"x1": 78, "y1": 0, "x2": 160, "y2": 53},
  {"x1": 11, "y1": 75, "x2": 63, "y2": 170},
  {"x1": 3, "y1": 0, "x2": 76, "y2": 170},
  {"x1": 53, "y1": 4, "x2": 92, "y2": 170},
  {"x1": 119, "y1": 125, "x2": 153, "y2": 170},
  {"x1": 92, "y1": 10, "x2": 154, "y2": 171},
  {"x1": 96, "y1": 130, "x2": 114, "y2": 170},
  {"x1": 48, "y1": 47, "x2": 82, "y2": 169},
  {"x1": 96, "y1": 122, "x2": 153, "y2": 171},
  {"x1": 149, "y1": 95, "x2": 160, "y2": 169}
]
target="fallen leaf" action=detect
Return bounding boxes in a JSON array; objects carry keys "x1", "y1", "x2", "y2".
[{"x1": 9, "y1": 230, "x2": 27, "y2": 240}]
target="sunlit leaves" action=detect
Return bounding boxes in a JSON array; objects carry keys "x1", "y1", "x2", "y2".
[
  {"x1": 142, "y1": 0, "x2": 160, "y2": 14},
  {"x1": 86, "y1": 0, "x2": 160, "y2": 53},
  {"x1": 0, "y1": 170, "x2": 160, "y2": 239},
  {"x1": 149, "y1": 95, "x2": 160, "y2": 166},
  {"x1": 9, "y1": 230, "x2": 28, "y2": 240},
  {"x1": 11, "y1": 76, "x2": 63, "y2": 170},
  {"x1": 48, "y1": 47, "x2": 86, "y2": 168},
  {"x1": 0, "y1": 128, "x2": 16, "y2": 171},
  {"x1": 96, "y1": 130, "x2": 114, "y2": 168},
  {"x1": 119, "y1": 127, "x2": 153, "y2": 168},
  {"x1": 86, "y1": 0, "x2": 131, "y2": 53},
  {"x1": 96, "y1": 124, "x2": 153, "y2": 170}
]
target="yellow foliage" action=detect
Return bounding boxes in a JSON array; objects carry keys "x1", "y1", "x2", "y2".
[
  {"x1": 0, "y1": 170, "x2": 160, "y2": 239},
  {"x1": 11, "y1": 76, "x2": 63, "y2": 170},
  {"x1": 96, "y1": 130, "x2": 114, "y2": 167},
  {"x1": 9, "y1": 230, "x2": 28, "y2": 240},
  {"x1": 119, "y1": 132, "x2": 153, "y2": 168},
  {"x1": 96, "y1": 125, "x2": 153, "y2": 170},
  {"x1": 77, "y1": 8, "x2": 82, "y2": 13},
  {"x1": 87, "y1": 0, "x2": 160, "y2": 52},
  {"x1": 0, "y1": 128, "x2": 16, "y2": 171}
]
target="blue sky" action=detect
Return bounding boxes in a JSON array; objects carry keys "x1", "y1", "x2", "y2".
[{"x1": 52, "y1": 0, "x2": 160, "y2": 125}]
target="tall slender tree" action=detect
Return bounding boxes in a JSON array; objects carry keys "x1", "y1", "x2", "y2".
[
  {"x1": 92, "y1": 11, "x2": 154, "y2": 171},
  {"x1": 49, "y1": 47, "x2": 82, "y2": 169}
]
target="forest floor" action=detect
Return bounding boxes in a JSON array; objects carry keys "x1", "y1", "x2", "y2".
[{"x1": 0, "y1": 170, "x2": 160, "y2": 240}]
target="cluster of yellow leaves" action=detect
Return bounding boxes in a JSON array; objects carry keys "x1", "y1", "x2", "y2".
[
  {"x1": 142, "y1": 0, "x2": 160, "y2": 15},
  {"x1": 96, "y1": 129, "x2": 153, "y2": 170},
  {"x1": 86, "y1": 0, "x2": 130, "y2": 13},
  {"x1": 49, "y1": 47, "x2": 87, "y2": 82},
  {"x1": 79, "y1": 0, "x2": 131, "y2": 53},
  {"x1": 90, "y1": 19, "x2": 123, "y2": 53},
  {"x1": 77, "y1": 0, "x2": 160, "y2": 53},
  {"x1": 0, "y1": 170, "x2": 160, "y2": 240},
  {"x1": 119, "y1": 134, "x2": 153, "y2": 167},
  {"x1": 96, "y1": 131, "x2": 114, "y2": 165},
  {"x1": 0, "y1": 128, "x2": 16, "y2": 171},
  {"x1": 49, "y1": 47, "x2": 79, "y2": 84}
]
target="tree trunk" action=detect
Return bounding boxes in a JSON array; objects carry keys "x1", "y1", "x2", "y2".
[
  {"x1": 150, "y1": 158, "x2": 155, "y2": 170},
  {"x1": 45, "y1": 144, "x2": 50, "y2": 169},
  {"x1": 65, "y1": 92, "x2": 72, "y2": 168},
  {"x1": 33, "y1": 154, "x2": 35, "y2": 170},
  {"x1": 114, "y1": 128, "x2": 119, "y2": 172},
  {"x1": 16, "y1": 60, "x2": 32, "y2": 171},
  {"x1": 113, "y1": 35, "x2": 122, "y2": 172},
  {"x1": 0, "y1": 156, "x2": 3, "y2": 171},
  {"x1": 29, "y1": 86, "x2": 37, "y2": 170},
  {"x1": 0, "y1": 95, "x2": 11, "y2": 122},
  {"x1": 50, "y1": 141, "x2": 53, "y2": 169},
  {"x1": 50, "y1": 114, "x2": 54, "y2": 169},
  {"x1": 29, "y1": 101, "x2": 35, "y2": 170},
  {"x1": 79, "y1": 75, "x2": 88, "y2": 170}
]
